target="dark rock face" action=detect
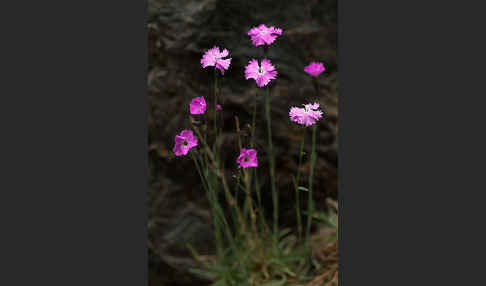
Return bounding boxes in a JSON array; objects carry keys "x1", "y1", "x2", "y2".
[{"x1": 148, "y1": 0, "x2": 338, "y2": 285}]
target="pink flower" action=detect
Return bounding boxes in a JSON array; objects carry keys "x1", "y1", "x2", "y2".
[
  {"x1": 237, "y1": 148, "x2": 258, "y2": 168},
  {"x1": 245, "y1": 58, "x2": 277, "y2": 88},
  {"x1": 200, "y1": 46, "x2": 232, "y2": 75},
  {"x1": 173, "y1": 130, "x2": 198, "y2": 156},
  {"x1": 289, "y1": 102, "x2": 323, "y2": 127},
  {"x1": 190, "y1": 96, "x2": 206, "y2": 114},
  {"x1": 304, "y1": 62, "x2": 326, "y2": 77},
  {"x1": 247, "y1": 24, "x2": 282, "y2": 46},
  {"x1": 216, "y1": 104, "x2": 222, "y2": 111}
]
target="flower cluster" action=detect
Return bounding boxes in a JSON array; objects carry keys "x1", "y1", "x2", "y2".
[
  {"x1": 173, "y1": 24, "x2": 327, "y2": 168},
  {"x1": 244, "y1": 24, "x2": 282, "y2": 88}
]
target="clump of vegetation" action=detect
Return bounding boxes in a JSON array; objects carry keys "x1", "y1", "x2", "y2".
[
  {"x1": 170, "y1": 23, "x2": 337, "y2": 285},
  {"x1": 190, "y1": 199, "x2": 338, "y2": 286}
]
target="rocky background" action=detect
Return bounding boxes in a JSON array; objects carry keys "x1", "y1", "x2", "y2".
[{"x1": 148, "y1": 0, "x2": 338, "y2": 285}]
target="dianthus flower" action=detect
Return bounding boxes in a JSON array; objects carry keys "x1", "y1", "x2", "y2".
[
  {"x1": 200, "y1": 46, "x2": 232, "y2": 75},
  {"x1": 189, "y1": 96, "x2": 206, "y2": 114},
  {"x1": 289, "y1": 103, "x2": 323, "y2": 127},
  {"x1": 304, "y1": 62, "x2": 326, "y2": 77},
  {"x1": 216, "y1": 104, "x2": 222, "y2": 111},
  {"x1": 247, "y1": 24, "x2": 282, "y2": 47},
  {"x1": 245, "y1": 58, "x2": 277, "y2": 88},
  {"x1": 236, "y1": 148, "x2": 258, "y2": 168},
  {"x1": 173, "y1": 130, "x2": 198, "y2": 156}
]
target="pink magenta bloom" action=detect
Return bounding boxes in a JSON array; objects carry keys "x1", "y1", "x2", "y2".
[
  {"x1": 173, "y1": 130, "x2": 198, "y2": 156},
  {"x1": 289, "y1": 102, "x2": 324, "y2": 127},
  {"x1": 236, "y1": 148, "x2": 258, "y2": 168},
  {"x1": 200, "y1": 46, "x2": 232, "y2": 75},
  {"x1": 304, "y1": 62, "x2": 326, "y2": 77},
  {"x1": 247, "y1": 24, "x2": 282, "y2": 46},
  {"x1": 216, "y1": 104, "x2": 222, "y2": 111},
  {"x1": 245, "y1": 58, "x2": 277, "y2": 87},
  {"x1": 189, "y1": 96, "x2": 206, "y2": 114}
]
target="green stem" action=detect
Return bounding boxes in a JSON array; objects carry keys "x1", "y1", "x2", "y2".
[
  {"x1": 243, "y1": 169, "x2": 258, "y2": 236},
  {"x1": 213, "y1": 68, "x2": 218, "y2": 144},
  {"x1": 305, "y1": 76, "x2": 321, "y2": 244},
  {"x1": 192, "y1": 152, "x2": 223, "y2": 257},
  {"x1": 251, "y1": 92, "x2": 257, "y2": 148},
  {"x1": 252, "y1": 169, "x2": 261, "y2": 209},
  {"x1": 250, "y1": 92, "x2": 266, "y2": 232},
  {"x1": 294, "y1": 128, "x2": 306, "y2": 241},
  {"x1": 233, "y1": 171, "x2": 243, "y2": 238},
  {"x1": 306, "y1": 124, "x2": 317, "y2": 243},
  {"x1": 265, "y1": 86, "x2": 278, "y2": 241},
  {"x1": 191, "y1": 152, "x2": 208, "y2": 194}
]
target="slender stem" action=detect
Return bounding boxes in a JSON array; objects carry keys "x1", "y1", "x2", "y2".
[
  {"x1": 265, "y1": 86, "x2": 278, "y2": 240},
  {"x1": 306, "y1": 124, "x2": 317, "y2": 243},
  {"x1": 191, "y1": 152, "x2": 223, "y2": 257},
  {"x1": 249, "y1": 91, "x2": 266, "y2": 232},
  {"x1": 294, "y1": 128, "x2": 306, "y2": 241},
  {"x1": 249, "y1": 91, "x2": 266, "y2": 231},
  {"x1": 200, "y1": 158, "x2": 236, "y2": 250},
  {"x1": 213, "y1": 68, "x2": 218, "y2": 143},
  {"x1": 191, "y1": 123, "x2": 247, "y2": 234},
  {"x1": 203, "y1": 122, "x2": 209, "y2": 173},
  {"x1": 253, "y1": 168, "x2": 265, "y2": 228},
  {"x1": 306, "y1": 77, "x2": 319, "y2": 242},
  {"x1": 250, "y1": 91, "x2": 257, "y2": 148},
  {"x1": 235, "y1": 116, "x2": 258, "y2": 240},
  {"x1": 262, "y1": 45, "x2": 278, "y2": 242},
  {"x1": 306, "y1": 76, "x2": 321, "y2": 243},
  {"x1": 233, "y1": 171, "x2": 242, "y2": 237},
  {"x1": 244, "y1": 169, "x2": 258, "y2": 236},
  {"x1": 191, "y1": 151, "x2": 208, "y2": 192},
  {"x1": 235, "y1": 116, "x2": 243, "y2": 151}
]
